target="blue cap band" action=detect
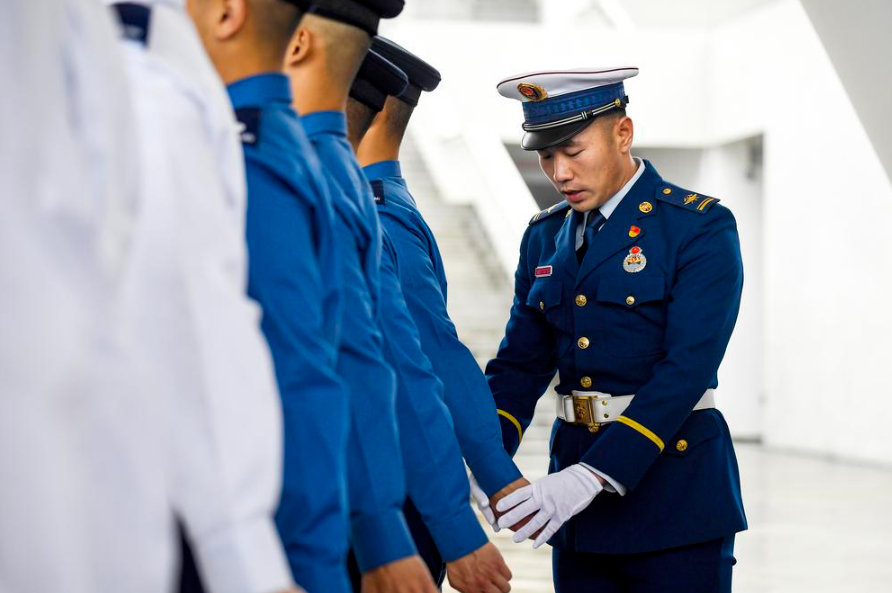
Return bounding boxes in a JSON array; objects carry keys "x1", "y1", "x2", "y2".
[{"x1": 522, "y1": 82, "x2": 626, "y2": 126}]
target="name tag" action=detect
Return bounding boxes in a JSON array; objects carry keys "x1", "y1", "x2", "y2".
[{"x1": 534, "y1": 265, "x2": 553, "y2": 278}]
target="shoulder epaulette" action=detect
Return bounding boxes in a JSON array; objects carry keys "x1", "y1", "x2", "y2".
[
  {"x1": 235, "y1": 108, "x2": 262, "y2": 146},
  {"x1": 370, "y1": 180, "x2": 386, "y2": 205},
  {"x1": 529, "y1": 200, "x2": 571, "y2": 225},
  {"x1": 655, "y1": 183, "x2": 720, "y2": 214}
]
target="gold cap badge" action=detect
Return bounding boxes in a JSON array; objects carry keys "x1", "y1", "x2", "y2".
[{"x1": 517, "y1": 83, "x2": 548, "y2": 102}]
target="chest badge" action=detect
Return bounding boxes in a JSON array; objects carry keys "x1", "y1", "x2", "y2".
[
  {"x1": 623, "y1": 246, "x2": 647, "y2": 273},
  {"x1": 628, "y1": 225, "x2": 641, "y2": 238},
  {"x1": 535, "y1": 265, "x2": 553, "y2": 278}
]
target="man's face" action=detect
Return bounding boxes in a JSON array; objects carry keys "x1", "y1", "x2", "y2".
[{"x1": 536, "y1": 116, "x2": 629, "y2": 213}]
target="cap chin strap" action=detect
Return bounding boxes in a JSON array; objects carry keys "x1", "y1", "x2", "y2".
[{"x1": 522, "y1": 97, "x2": 627, "y2": 132}]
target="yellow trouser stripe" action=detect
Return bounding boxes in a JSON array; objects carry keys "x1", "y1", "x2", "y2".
[
  {"x1": 498, "y1": 410, "x2": 523, "y2": 443},
  {"x1": 617, "y1": 416, "x2": 664, "y2": 452}
]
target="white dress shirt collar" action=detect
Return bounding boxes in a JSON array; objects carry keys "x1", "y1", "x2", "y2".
[
  {"x1": 597, "y1": 156, "x2": 645, "y2": 221},
  {"x1": 577, "y1": 157, "x2": 645, "y2": 248}
]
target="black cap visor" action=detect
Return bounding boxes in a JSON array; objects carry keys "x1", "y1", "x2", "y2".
[{"x1": 521, "y1": 117, "x2": 596, "y2": 151}]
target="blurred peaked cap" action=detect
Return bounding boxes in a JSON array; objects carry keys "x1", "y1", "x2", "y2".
[
  {"x1": 308, "y1": 0, "x2": 404, "y2": 35},
  {"x1": 496, "y1": 67, "x2": 638, "y2": 151},
  {"x1": 280, "y1": 0, "x2": 312, "y2": 10},
  {"x1": 349, "y1": 49, "x2": 409, "y2": 112},
  {"x1": 371, "y1": 36, "x2": 440, "y2": 106}
]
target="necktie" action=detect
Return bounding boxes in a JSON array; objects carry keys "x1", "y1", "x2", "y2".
[{"x1": 577, "y1": 209, "x2": 604, "y2": 263}]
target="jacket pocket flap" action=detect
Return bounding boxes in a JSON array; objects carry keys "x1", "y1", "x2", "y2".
[
  {"x1": 664, "y1": 412, "x2": 721, "y2": 457},
  {"x1": 596, "y1": 274, "x2": 665, "y2": 307},
  {"x1": 527, "y1": 278, "x2": 563, "y2": 311}
]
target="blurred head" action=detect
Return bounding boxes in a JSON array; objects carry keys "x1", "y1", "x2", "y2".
[
  {"x1": 283, "y1": 13, "x2": 371, "y2": 112},
  {"x1": 345, "y1": 96, "x2": 378, "y2": 150},
  {"x1": 186, "y1": 0, "x2": 303, "y2": 83},
  {"x1": 354, "y1": 94, "x2": 413, "y2": 164},
  {"x1": 536, "y1": 111, "x2": 636, "y2": 213}
]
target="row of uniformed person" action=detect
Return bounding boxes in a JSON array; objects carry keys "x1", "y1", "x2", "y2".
[{"x1": 1, "y1": 1, "x2": 527, "y2": 592}]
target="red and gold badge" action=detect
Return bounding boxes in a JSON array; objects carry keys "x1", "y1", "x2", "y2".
[
  {"x1": 628, "y1": 225, "x2": 641, "y2": 238},
  {"x1": 517, "y1": 82, "x2": 548, "y2": 102},
  {"x1": 623, "y1": 246, "x2": 647, "y2": 273}
]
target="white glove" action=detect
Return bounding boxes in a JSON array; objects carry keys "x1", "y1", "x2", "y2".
[
  {"x1": 495, "y1": 464, "x2": 603, "y2": 548},
  {"x1": 469, "y1": 473, "x2": 500, "y2": 532}
]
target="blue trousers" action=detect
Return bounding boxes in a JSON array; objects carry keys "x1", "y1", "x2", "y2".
[{"x1": 553, "y1": 536, "x2": 735, "y2": 593}]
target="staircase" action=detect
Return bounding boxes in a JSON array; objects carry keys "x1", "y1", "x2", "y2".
[{"x1": 398, "y1": 135, "x2": 557, "y2": 592}]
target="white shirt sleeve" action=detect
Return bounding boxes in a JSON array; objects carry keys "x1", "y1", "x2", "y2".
[
  {"x1": 580, "y1": 463, "x2": 628, "y2": 496},
  {"x1": 118, "y1": 9, "x2": 293, "y2": 591}
]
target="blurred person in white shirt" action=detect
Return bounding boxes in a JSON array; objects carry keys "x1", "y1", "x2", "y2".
[
  {"x1": 103, "y1": 2, "x2": 298, "y2": 593},
  {"x1": 1, "y1": 1, "x2": 173, "y2": 592}
]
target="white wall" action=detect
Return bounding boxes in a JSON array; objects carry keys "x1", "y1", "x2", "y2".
[
  {"x1": 638, "y1": 142, "x2": 765, "y2": 440},
  {"x1": 382, "y1": 0, "x2": 892, "y2": 465}
]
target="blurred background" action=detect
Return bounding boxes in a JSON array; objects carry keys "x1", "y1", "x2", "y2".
[{"x1": 379, "y1": 0, "x2": 892, "y2": 591}]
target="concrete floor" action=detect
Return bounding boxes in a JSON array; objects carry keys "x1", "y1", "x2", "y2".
[{"x1": 444, "y1": 439, "x2": 892, "y2": 593}]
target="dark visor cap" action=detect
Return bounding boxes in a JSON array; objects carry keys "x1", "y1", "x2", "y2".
[
  {"x1": 349, "y1": 49, "x2": 409, "y2": 112},
  {"x1": 309, "y1": 0, "x2": 404, "y2": 35},
  {"x1": 370, "y1": 36, "x2": 440, "y2": 106}
]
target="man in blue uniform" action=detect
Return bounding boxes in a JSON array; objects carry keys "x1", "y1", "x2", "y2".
[
  {"x1": 349, "y1": 34, "x2": 532, "y2": 573},
  {"x1": 284, "y1": 11, "x2": 512, "y2": 593},
  {"x1": 486, "y1": 68, "x2": 747, "y2": 592},
  {"x1": 186, "y1": 1, "x2": 350, "y2": 591}
]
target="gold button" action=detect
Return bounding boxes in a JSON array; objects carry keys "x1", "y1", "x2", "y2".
[
  {"x1": 625, "y1": 295, "x2": 635, "y2": 306},
  {"x1": 676, "y1": 439, "x2": 688, "y2": 452},
  {"x1": 663, "y1": 188, "x2": 672, "y2": 195},
  {"x1": 601, "y1": 400, "x2": 608, "y2": 406},
  {"x1": 539, "y1": 301, "x2": 545, "y2": 311},
  {"x1": 577, "y1": 337, "x2": 590, "y2": 350},
  {"x1": 639, "y1": 201, "x2": 653, "y2": 213},
  {"x1": 580, "y1": 376, "x2": 592, "y2": 388},
  {"x1": 575, "y1": 294, "x2": 587, "y2": 307}
]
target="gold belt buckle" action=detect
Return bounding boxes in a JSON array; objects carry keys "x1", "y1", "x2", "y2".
[{"x1": 572, "y1": 395, "x2": 601, "y2": 433}]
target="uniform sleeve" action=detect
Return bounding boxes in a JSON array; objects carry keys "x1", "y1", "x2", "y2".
[
  {"x1": 243, "y1": 155, "x2": 351, "y2": 593},
  {"x1": 144, "y1": 97, "x2": 294, "y2": 593},
  {"x1": 485, "y1": 227, "x2": 560, "y2": 456},
  {"x1": 580, "y1": 207, "x2": 743, "y2": 492},
  {"x1": 377, "y1": 235, "x2": 488, "y2": 562},
  {"x1": 379, "y1": 210, "x2": 523, "y2": 497},
  {"x1": 335, "y1": 237, "x2": 417, "y2": 573}
]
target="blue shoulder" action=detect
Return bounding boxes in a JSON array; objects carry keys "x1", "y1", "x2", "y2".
[
  {"x1": 655, "y1": 182, "x2": 721, "y2": 214},
  {"x1": 529, "y1": 200, "x2": 571, "y2": 225}
]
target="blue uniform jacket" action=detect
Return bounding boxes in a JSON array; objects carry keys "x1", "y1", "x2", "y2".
[
  {"x1": 486, "y1": 161, "x2": 748, "y2": 554},
  {"x1": 300, "y1": 111, "x2": 416, "y2": 571},
  {"x1": 228, "y1": 75, "x2": 350, "y2": 593},
  {"x1": 365, "y1": 160, "x2": 523, "y2": 497},
  {"x1": 304, "y1": 114, "x2": 487, "y2": 562}
]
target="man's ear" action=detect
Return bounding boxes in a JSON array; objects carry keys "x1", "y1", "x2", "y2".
[
  {"x1": 285, "y1": 27, "x2": 313, "y2": 68},
  {"x1": 216, "y1": 0, "x2": 248, "y2": 41},
  {"x1": 616, "y1": 116, "x2": 634, "y2": 155}
]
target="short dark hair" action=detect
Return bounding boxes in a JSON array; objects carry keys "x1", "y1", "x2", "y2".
[
  {"x1": 346, "y1": 96, "x2": 378, "y2": 145},
  {"x1": 252, "y1": 0, "x2": 303, "y2": 59},
  {"x1": 381, "y1": 95, "x2": 414, "y2": 141}
]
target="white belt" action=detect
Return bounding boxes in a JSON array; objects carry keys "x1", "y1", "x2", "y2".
[{"x1": 556, "y1": 389, "x2": 716, "y2": 432}]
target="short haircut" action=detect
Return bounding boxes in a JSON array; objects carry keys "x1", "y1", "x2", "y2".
[
  {"x1": 303, "y1": 13, "x2": 370, "y2": 77},
  {"x1": 381, "y1": 95, "x2": 414, "y2": 142},
  {"x1": 251, "y1": 0, "x2": 303, "y2": 59},
  {"x1": 346, "y1": 96, "x2": 378, "y2": 144}
]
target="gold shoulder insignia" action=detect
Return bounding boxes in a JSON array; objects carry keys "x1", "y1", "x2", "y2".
[
  {"x1": 656, "y1": 185, "x2": 720, "y2": 214},
  {"x1": 529, "y1": 200, "x2": 571, "y2": 225}
]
